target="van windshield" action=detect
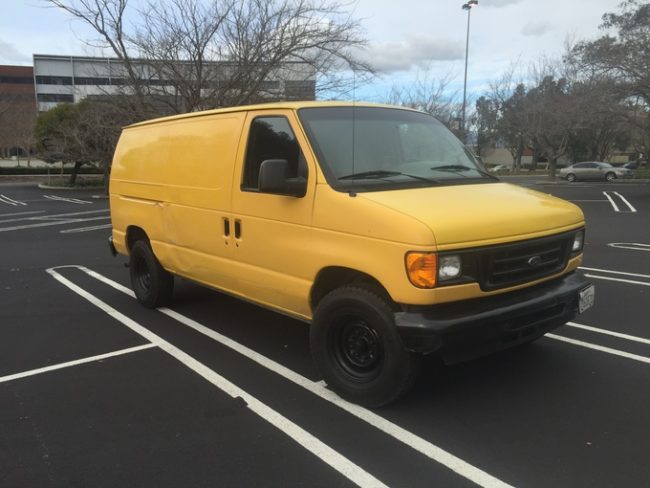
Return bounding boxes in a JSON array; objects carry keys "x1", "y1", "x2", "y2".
[{"x1": 298, "y1": 106, "x2": 495, "y2": 192}]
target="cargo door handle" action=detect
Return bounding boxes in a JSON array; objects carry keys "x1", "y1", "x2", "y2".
[
  {"x1": 223, "y1": 218, "x2": 230, "y2": 237},
  {"x1": 234, "y1": 219, "x2": 241, "y2": 239}
]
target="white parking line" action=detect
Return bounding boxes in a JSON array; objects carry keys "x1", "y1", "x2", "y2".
[
  {"x1": 568, "y1": 322, "x2": 650, "y2": 346},
  {"x1": 0, "y1": 208, "x2": 108, "y2": 225},
  {"x1": 547, "y1": 334, "x2": 650, "y2": 365},
  {"x1": 60, "y1": 223, "x2": 113, "y2": 234},
  {"x1": 579, "y1": 266, "x2": 650, "y2": 279},
  {"x1": 607, "y1": 243, "x2": 650, "y2": 252},
  {"x1": 0, "y1": 344, "x2": 156, "y2": 384},
  {"x1": 603, "y1": 192, "x2": 620, "y2": 212},
  {"x1": 583, "y1": 274, "x2": 650, "y2": 287},
  {"x1": 603, "y1": 191, "x2": 636, "y2": 213},
  {"x1": 613, "y1": 191, "x2": 637, "y2": 212},
  {"x1": 0, "y1": 210, "x2": 45, "y2": 218},
  {"x1": 0, "y1": 194, "x2": 27, "y2": 206},
  {"x1": 66, "y1": 264, "x2": 514, "y2": 488},
  {"x1": 46, "y1": 267, "x2": 389, "y2": 488},
  {"x1": 0, "y1": 195, "x2": 17, "y2": 206},
  {"x1": 0, "y1": 216, "x2": 110, "y2": 233},
  {"x1": 44, "y1": 195, "x2": 93, "y2": 205}
]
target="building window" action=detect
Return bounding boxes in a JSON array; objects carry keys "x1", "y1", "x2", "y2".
[
  {"x1": 259, "y1": 80, "x2": 280, "y2": 91},
  {"x1": 37, "y1": 93, "x2": 74, "y2": 102},
  {"x1": 74, "y1": 77, "x2": 111, "y2": 85},
  {"x1": 35, "y1": 76, "x2": 73, "y2": 86},
  {"x1": 0, "y1": 76, "x2": 34, "y2": 84},
  {"x1": 285, "y1": 80, "x2": 316, "y2": 100},
  {"x1": 0, "y1": 94, "x2": 35, "y2": 102}
]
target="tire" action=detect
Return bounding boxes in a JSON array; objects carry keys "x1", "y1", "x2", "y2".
[
  {"x1": 310, "y1": 286, "x2": 421, "y2": 408},
  {"x1": 605, "y1": 172, "x2": 616, "y2": 182},
  {"x1": 129, "y1": 240, "x2": 174, "y2": 308},
  {"x1": 566, "y1": 173, "x2": 576, "y2": 182}
]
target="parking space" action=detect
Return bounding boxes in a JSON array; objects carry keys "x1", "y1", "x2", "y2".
[{"x1": 1, "y1": 181, "x2": 649, "y2": 487}]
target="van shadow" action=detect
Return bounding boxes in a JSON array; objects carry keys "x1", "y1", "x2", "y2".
[
  {"x1": 171, "y1": 279, "x2": 578, "y2": 414},
  {"x1": 168, "y1": 279, "x2": 317, "y2": 378}
]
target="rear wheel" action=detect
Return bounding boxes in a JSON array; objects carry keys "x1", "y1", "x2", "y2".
[
  {"x1": 310, "y1": 286, "x2": 420, "y2": 407},
  {"x1": 605, "y1": 172, "x2": 616, "y2": 182},
  {"x1": 566, "y1": 173, "x2": 576, "y2": 182},
  {"x1": 129, "y1": 240, "x2": 174, "y2": 308}
]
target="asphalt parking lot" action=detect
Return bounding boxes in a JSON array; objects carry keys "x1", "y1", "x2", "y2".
[{"x1": 1, "y1": 179, "x2": 649, "y2": 487}]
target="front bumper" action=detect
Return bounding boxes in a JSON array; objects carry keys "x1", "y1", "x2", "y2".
[{"x1": 394, "y1": 272, "x2": 592, "y2": 364}]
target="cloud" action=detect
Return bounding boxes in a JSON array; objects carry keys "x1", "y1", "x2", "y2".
[
  {"x1": 0, "y1": 39, "x2": 29, "y2": 63},
  {"x1": 481, "y1": 0, "x2": 523, "y2": 7},
  {"x1": 522, "y1": 21, "x2": 553, "y2": 37},
  {"x1": 362, "y1": 36, "x2": 464, "y2": 73}
]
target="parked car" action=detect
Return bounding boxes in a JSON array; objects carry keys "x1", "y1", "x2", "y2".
[
  {"x1": 559, "y1": 162, "x2": 633, "y2": 182},
  {"x1": 623, "y1": 161, "x2": 646, "y2": 170},
  {"x1": 488, "y1": 164, "x2": 511, "y2": 173}
]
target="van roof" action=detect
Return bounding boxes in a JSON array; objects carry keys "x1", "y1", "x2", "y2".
[{"x1": 125, "y1": 101, "x2": 419, "y2": 128}]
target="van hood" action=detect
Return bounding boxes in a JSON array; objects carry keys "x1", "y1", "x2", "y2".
[{"x1": 359, "y1": 182, "x2": 584, "y2": 249}]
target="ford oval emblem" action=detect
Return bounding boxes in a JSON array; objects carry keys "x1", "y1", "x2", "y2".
[{"x1": 527, "y1": 256, "x2": 542, "y2": 267}]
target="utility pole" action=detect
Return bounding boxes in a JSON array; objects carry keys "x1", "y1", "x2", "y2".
[{"x1": 461, "y1": 0, "x2": 478, "y2": 143}]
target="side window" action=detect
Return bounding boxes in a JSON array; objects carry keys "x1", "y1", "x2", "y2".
[{"x1": 242, "y1": 116, "x2": 306, "y2": 191}]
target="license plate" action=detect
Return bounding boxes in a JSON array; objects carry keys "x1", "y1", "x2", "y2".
[{"x1": 579, "y1": 285, "x2": 595, "y2": 313}]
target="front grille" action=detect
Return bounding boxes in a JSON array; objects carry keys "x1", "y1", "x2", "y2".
[{"x1": 480, "y1": 233, "x2": 573, "y2": 290}]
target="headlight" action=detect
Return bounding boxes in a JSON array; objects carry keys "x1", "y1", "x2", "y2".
[
  {"x1": 572, "y1": 230, "x2": 585, "y2": 253},
  {"x1": 438, "y1": 255, "x2": 462, "y2": 281},
  {"x1": 405, "y1": 252, "x2": 437, "y2": 288}
]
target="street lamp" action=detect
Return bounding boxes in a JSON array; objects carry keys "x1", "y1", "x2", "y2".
[{"x1": 461, "y1": 0, "x2": 478, "y2": 143}]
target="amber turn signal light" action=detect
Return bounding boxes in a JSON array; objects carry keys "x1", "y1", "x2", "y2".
[{"x1": 405, "y1": 252, "x2": 437, "y2": 288}]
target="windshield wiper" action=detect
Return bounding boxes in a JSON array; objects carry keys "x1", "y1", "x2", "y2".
[
  {"x1": 339, "y1": 170, "x2": 439, "y2": 183},
  {"x1": 431, "y1": 165, "x2": 499, "y2": 180}
]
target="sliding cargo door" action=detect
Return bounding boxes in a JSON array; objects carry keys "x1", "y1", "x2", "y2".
[{"x1": 162, "y1": 113, "x2": 245, "y2": 292}]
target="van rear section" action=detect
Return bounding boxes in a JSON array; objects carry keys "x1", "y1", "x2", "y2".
[{"x1": 109, "y1": 102, "x2": 594, "y2": 407}]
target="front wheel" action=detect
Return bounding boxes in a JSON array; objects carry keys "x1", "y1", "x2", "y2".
[
  {"x1": 310, "y1": 286, "x2": 420, "y2": 407},
  {"x1": 129, "y1": 240, "x2": 174, "y2": 308},
  {"x1": 605, "y1": 172, "x2": 616, "y2": 182},
  {"x1": 566, "y1": 173, "x2": 576, "y2": 182}
]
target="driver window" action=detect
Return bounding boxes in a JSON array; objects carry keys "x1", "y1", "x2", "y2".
[{"x1": 242, "y1": 116, "x2": 306, "y2": 191}]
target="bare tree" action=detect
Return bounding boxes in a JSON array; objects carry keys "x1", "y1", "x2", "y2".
[
  {"x1": 484, "y1": 63, "x2": 530, "y2": 170},
  {"x1": 627, "y1": 98, "x2": 650, "y2": 162},
  {"x1": 387, "y1": 69, "x2": 460, "y2": 128},
  {"x1": 572, "y1": 0, "x2": 650, "y2": 106},
  {"x1": 46, "y1": 0, "x2": 153, "y2": 116},
  {"x1": 0, "y1": 92, "x2": 37, "y2": 163},
  {"x1": 45, "y1": 0, "x2": 374, "y2": 116}
]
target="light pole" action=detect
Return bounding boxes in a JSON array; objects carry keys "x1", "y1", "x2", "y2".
[{"x1": 461, "y1": 0, "x2": 478, "y2": 142}]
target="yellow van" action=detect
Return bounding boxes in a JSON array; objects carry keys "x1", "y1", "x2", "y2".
[{"x1": 109, "y1": 102, "x2": 594, "y2": 406}]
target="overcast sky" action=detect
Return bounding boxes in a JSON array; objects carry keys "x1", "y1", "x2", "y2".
[{"x1": 0, "y1": 0, "x2": 623, "y2": 101}]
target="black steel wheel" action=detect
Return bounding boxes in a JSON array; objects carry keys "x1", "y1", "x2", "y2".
[
  {"x1": 310, "y1": 286, "x2": 420, "y2": 407},
  {"x1": 332, "y1": 318, "x2": 383, "y2": 381},
  {"x1": 129, "y1": 240, "x2": 174, "y2": 308}
]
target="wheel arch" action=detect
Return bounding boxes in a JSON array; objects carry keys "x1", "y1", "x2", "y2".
[
  {"x1": 125, "y1": 225, "x2": 149, "y2": 252},
  {"x1": 310, "y1": 266, "x2": 396, "y2": 313}
]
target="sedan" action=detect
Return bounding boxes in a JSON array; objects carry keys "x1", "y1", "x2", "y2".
[
  {"x1": 488, "y1": 164, "x2": 512, "y2": 173},
  {"x1": 559, "y1": 162, "x2": 634, "y2": 182}
]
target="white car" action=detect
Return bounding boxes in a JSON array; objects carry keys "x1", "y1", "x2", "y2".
[{"x1": 489, "y1": 164, "x2": 512, "y2": 173}]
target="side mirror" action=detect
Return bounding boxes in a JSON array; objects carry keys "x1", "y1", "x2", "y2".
[{"x1": 258, "y1": 159, "x2": 307, "y2": 197}]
